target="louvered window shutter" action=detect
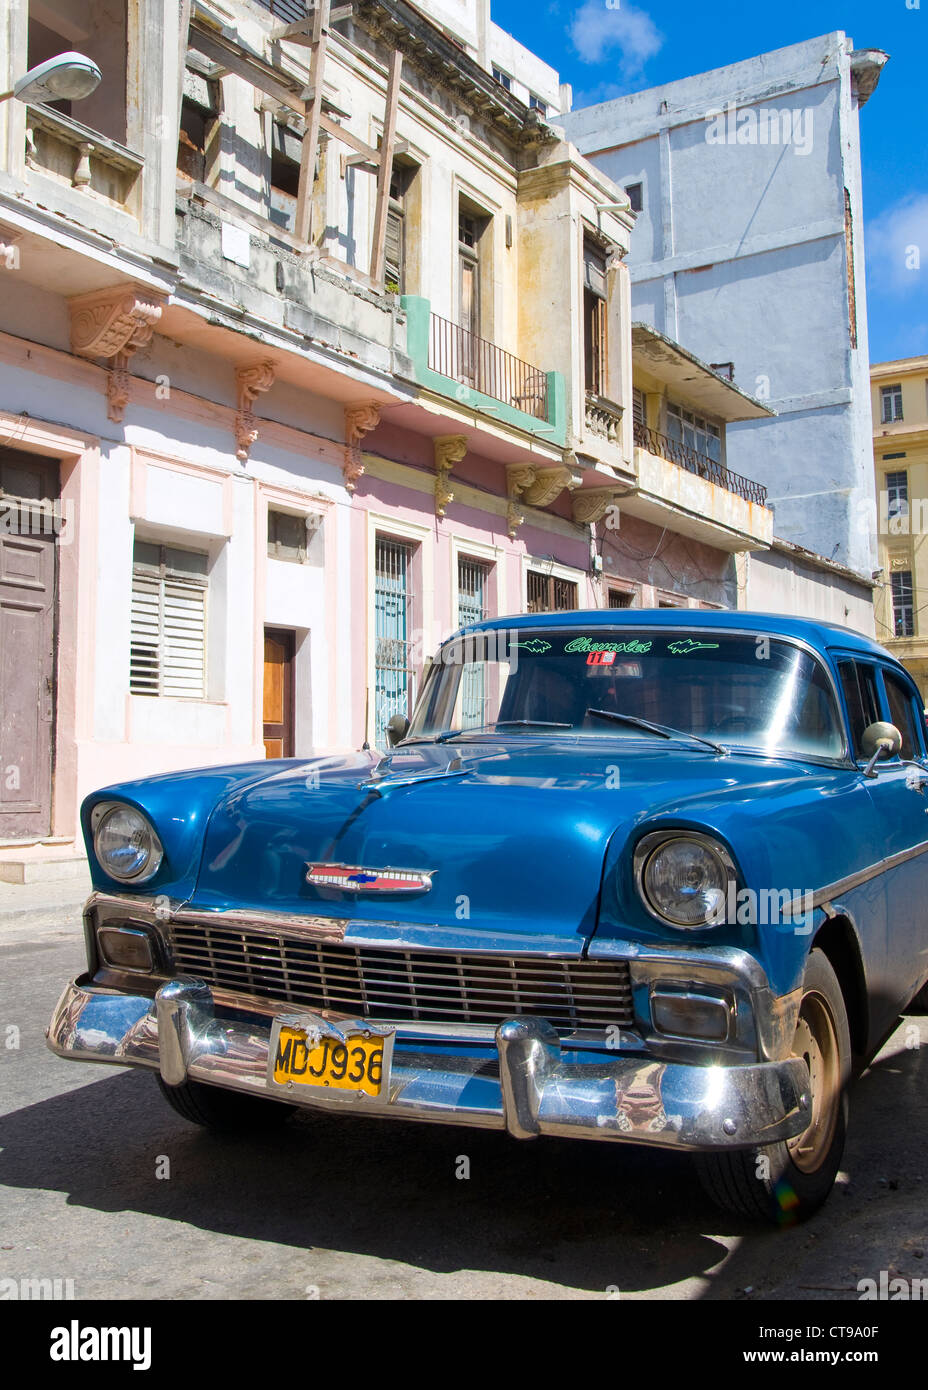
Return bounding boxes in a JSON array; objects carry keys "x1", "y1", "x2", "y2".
[
  {"x1": 162, "y1": 580, "x2": 207, "y2": 697},
  {"x1": 130, "y1": 559, "x2": 207, "y2": 698},
  {"x1": 129, "y1": 573, "x2": 161, "y2": 696},
  {"x1": 384, "y1": 207, "x2": 404, "y2": 291}
]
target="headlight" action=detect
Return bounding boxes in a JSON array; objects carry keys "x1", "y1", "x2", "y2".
[
  {"x1": 91, "y1": 802, "x2": 163, "y2": 883},
  {"x1": 634, "y1": 831, "x2": 736, "y2": 928}
]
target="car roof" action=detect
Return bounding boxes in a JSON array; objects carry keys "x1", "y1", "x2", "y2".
[{"x1": 457, "y1": 609, "x2": 894, "y2": 662}]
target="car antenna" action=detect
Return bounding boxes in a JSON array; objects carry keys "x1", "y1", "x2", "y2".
[{"x1": 361, "y1": 687, "x2": 370, "y2": 750}]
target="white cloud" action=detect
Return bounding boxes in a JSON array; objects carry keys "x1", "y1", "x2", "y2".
[
  {"x1": 865, "y1": 191, "x2": 928, "y2": 296},
  {"x1": 569, "y1": 0, "x2": 663, "y2": 74},
  {"x1": 572, "y1": 79, "x2": 630, "y2": 108}
]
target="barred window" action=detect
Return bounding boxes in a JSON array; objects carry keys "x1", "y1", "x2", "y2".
[
  {"x1": 130, "y1": 542, "x2": 208, "y2": 698},
  {"x1": 526, "y1": 570, "x2": 578, "y2": 613}
]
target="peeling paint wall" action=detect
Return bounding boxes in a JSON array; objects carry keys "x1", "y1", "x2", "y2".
[{"x1": 560, "y1": 32, "x2": 880, "y2": 580}]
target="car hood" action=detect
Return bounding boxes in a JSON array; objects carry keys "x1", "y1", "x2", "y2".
[{"x1": 186, "y1": 738, "x2": 827, "y2": 952}]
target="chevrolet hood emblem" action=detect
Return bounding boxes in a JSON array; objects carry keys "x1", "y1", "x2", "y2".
[{"x1": 306, "y1": 863, "x2": 435, "y2": 894}]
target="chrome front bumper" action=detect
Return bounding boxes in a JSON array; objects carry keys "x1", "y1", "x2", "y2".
[{"x1": 47, "y1": 977, "x2": 811, "y2": 1150}]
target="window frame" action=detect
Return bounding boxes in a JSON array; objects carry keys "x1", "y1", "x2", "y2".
[
  {"x1": 625, "y1": 182, "x2": 643, "y2": 213},
  {"x1": 582, "y1": 237, "x2": 608, "y2": 398},
  {"x1": 880, "y1": 382, "x2": 904, "y2": 424},
  {"x1": 890, "y1": 569, "x2": 915, "y2": 638},
  {"x1": 878, "y1": 665, "x2": 926, "y2": 760}
]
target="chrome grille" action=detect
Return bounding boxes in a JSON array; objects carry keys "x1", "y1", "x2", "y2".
[{"x1": 170, "y1": 923, "x2": 633, "y2": 1034}]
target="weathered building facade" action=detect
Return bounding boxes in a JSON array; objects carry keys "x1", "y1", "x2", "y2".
[
  {"x1": 560, "y1": 32, "x2": 887, "y2": 582},
  {"x1": 871, "y1": 355, "x2": 928, "y2": 702},
  {"x1": 0, "y1": 0, "x2": 835, "y2": 876}
]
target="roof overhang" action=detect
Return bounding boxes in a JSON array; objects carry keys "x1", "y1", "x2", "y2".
[
  {"x1": 632, "y1": 323, "x2": 776, "y2": 422},
  {"x1": 849, "y1": 49, "x2": 889, "y2": 107}
]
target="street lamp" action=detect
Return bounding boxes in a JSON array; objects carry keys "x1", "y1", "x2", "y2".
[{"x1": 0, "y1": 52, "x2": 102, "y2": 106}]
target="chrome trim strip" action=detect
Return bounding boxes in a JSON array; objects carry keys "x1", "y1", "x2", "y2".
[
  {"x1": 804, "y1": 836, "x2": 928, "y2": 912},
  {"x1": 86, "y1": 893, "x2": 588, "y2": 958}
]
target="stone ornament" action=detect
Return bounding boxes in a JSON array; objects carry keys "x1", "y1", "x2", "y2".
[
  {"x1": 432, "y1": 435, "x2": 467, "y2": 518},
  {"x1": 572, "y1": 489, "x2": 623, "y2": 525},
  {"x1": 343, "y1": 401, "x2": 382, "y2": 492},
  {"x1": 234, "y1": 362, "x2": 276, "y2": 462},
  {"x1": 69, "y1": 286, "x2": 167, "y2": 423},
  {"x1": 504, "y1": 462, "x2": 580, "y2": 536}
]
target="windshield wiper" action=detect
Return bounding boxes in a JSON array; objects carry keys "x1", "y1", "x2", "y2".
[
  {"x1": 584, "y1": 708, "x2": 727, "y2": 755},
  {"x1": 423, "y1": 720, "x2": 573, "y2": 744}
]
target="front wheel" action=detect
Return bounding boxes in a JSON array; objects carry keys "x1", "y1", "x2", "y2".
[
  {"x1": 695, "y1": 949, "x2": 851, "y2": 1223},
  {"x1": 156, "y1": 1076, "x2": 297, "y2": 1132}
]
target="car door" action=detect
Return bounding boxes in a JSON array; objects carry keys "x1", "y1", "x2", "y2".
[
  {"x1": 871, "y1": 662, "x2": 928, "y2": 1004},
  {"x1": 835, "y1": 653, "x2": 928, "y2": 1011}
]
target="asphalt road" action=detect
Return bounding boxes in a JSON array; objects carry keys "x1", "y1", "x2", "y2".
[{"x1": 1, "y1": 902, "x2": 926, "y2": 1301}]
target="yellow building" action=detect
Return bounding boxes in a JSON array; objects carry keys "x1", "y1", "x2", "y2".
[{"x1": 872, "y1": 355, "x2": 928, "y2": 701}]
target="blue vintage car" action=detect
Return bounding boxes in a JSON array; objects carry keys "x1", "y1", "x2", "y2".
[{"x1": 48, "y1": 611, "x2": 928, "y2": 1222}]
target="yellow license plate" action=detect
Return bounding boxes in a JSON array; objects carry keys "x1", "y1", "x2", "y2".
[{"x1": 272, "y1": 1025, "x2": 386, "y2": 1096}]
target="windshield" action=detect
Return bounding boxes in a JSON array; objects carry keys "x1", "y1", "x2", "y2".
[{"x1": 408, "y1": 628, "x2": 846, "y2": 761}]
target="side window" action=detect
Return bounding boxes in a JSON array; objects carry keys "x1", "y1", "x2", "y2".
[
  {"x1": 882, "y1": 669, "x2": 922, "y2": 760},
  {"x1": 838, "y1": 661, "x2": 880, "y2": 759}
]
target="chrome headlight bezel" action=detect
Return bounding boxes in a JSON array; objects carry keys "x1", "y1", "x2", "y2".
[
  {"x1": 633, "y1": 830, "x2": 737, "y2": 929},
  {"x1": 90, "y1": 801, "x2": 164, "y2": 884}
]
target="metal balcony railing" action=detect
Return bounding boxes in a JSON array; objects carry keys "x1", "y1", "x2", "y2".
[
  {"x1": 428, "y1": 312, "x2": 549, "y2": 421},
  {"x1": 634, "y1": 420, "x2": 768, "y2": 507}
]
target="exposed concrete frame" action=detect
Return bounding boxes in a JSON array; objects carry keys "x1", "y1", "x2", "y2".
[{"x1": 189, "y1": 6, "x2": 403, "y2": 283}]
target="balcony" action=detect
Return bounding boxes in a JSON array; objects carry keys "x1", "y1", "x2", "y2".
[
  {"x1": 429, "y1": 312, "x2": 549, "y2": 421},
  {"x1": 634, "y1": 420, "x2": 767, "y2": 507},
  {"x1": 400, "y1": 296, "x2": 566, "y2": 445},
  {"x1": 585, "y1": 392, "x2": 623, "y2": 445},
  {"x1": 24, "y1": 105, "x2": 143, "y2": 223}
]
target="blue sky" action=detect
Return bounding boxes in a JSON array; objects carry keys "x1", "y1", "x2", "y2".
[{"x1": 492, "y1": 0, "x2": 926, "y2": 364}]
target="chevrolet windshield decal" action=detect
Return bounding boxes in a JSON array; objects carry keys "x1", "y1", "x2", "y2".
[{"x1": 306, "y1": 863, "x2": 435, "y2": 893}]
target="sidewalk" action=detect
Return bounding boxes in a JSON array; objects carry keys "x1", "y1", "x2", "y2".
[{"x1": 0, "y1": 873, "x2": 91, "y2": 934}]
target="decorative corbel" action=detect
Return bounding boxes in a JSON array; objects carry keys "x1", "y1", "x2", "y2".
[
  {"x1": 234, "y1": 361, "x2": 276, "y2": 462},
  {"x1": 521, "y1": 465, "x2": 581, "y2": 509},
  {"x1": 69, "y1": 285, "x2": 167, "y2": 423},
  {"x1": 343, "y1": 401, "x2": 381, "y2": 492},
  {"x1": 0, "y1": 227, "x2": 22, "y2": 271},
  {"x1": 432, "y1": 435, "x2": 467, "y2": 518},
  {"x1": 572, "y1": 489, "x2": 623, "y2": 526},
  {"x1": 505, "y1": 464, "x2": 536, "y2": 539}
]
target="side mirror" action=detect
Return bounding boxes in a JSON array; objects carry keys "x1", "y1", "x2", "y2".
[
  {"x1": 386, "y1": 713, "x2": 410, "y2": 747},
  {"x1": 860, "y1": 721, "x2": 902, "y2": 777}
]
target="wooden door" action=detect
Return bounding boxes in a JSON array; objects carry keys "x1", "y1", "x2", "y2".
[
  {"x1": 0, "y1": 525, "x2": 56, "y2": 839},
  {"x1": 263, "y1": 628, "x2": 295, "y2": 758}
]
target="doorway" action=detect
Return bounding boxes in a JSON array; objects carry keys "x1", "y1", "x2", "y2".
[
  {"x1": 0, "y1": 451, "x2": 58, "y2": 840},
  {"x1": 263, "y1": 627, "x2": 295, "y2": 758}
]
